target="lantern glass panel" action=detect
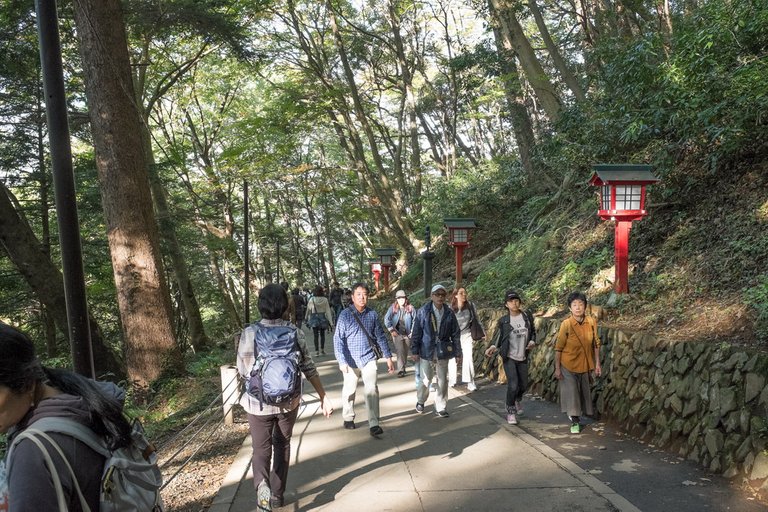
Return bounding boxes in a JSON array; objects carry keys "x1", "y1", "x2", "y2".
[
  {"x1": 601, "y1": 185, "x2": 611, "y2": 210},
  {"x1": 452, "y1": 229, "x2": 468, "y2": 243},
  {"x1": 381, "y1": 255, "x2": 392, "y2": 265},
  {"x1": 615, "y1": 185, "x2": 642, "y2": 210}
]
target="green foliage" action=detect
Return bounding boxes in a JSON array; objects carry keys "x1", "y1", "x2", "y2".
[{"x1": 744, "y1": 275, "x2": 768, "y2": 342}]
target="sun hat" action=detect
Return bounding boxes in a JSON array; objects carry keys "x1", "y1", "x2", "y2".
[
  {"x1": 431, "y1": 284, "x2": 447, "y2": 295},
  {"x1": 395, "y1": 290, "x2": 407, "y2": 298}
]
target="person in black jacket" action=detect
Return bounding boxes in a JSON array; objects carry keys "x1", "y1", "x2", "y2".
[{"x1": 484, "y1": 290, "x2": 536, "y2": 426}]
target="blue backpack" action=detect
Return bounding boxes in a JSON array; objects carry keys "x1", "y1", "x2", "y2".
[{"x1": 245, "y1": 322, "x2": 303, "y2": 409}]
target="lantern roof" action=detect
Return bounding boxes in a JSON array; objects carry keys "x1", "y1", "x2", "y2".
[
  {"x1": 374, "y1": 247, "x2": 397, "y2": 257},
  {"x1": 588, "y1": 164, "x2": 659, "y2": 186},
  {"x1": 443, "y1": 218, "x2": 477, "y2": 229}
]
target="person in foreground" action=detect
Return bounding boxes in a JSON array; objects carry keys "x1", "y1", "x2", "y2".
[
  {"x1": 410, "y1": 284, "x2": 461, "y2": 418},
  {"x1": 554, "y1": 291, "x2": 602, "y2": 434},
  {"x1": 484, "y1": 290, "x2": 536, "y2": 425},
  {"x1": 333, "y1": 282, "x2": 394, "y2": 437},
  {"x1": 238, "y1": 284, "x2": 334, "y2": 510},
  {"x1": 0, "y1": 323, "x2": 132, "y2": 511}
]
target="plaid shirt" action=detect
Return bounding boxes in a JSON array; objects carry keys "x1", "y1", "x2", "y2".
[
  {"x1": 237, "y1": 319, "x2": 318, "y2": 416},
  {"x1": 333, "y1": 305, "x2": 391, "y2": 368}
]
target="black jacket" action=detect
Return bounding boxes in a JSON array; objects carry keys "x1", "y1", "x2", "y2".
[{"x1": 490, "y1": 310, "x2": 536, "y2": 362}]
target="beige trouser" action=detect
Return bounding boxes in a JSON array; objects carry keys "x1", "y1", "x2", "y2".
[{"x1": 341, "y1": 359, "x2": 380, "y2": 427}]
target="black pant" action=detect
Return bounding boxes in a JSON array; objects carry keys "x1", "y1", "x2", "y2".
[
  {"x1": 502, "y1": 358, "x2": 528, "y2": 413},
  {"x1": 247, "y1": 408, "x2": 300, "y2": 502},
  {"x1": 313, "y1": 327, "x2": 326, "y2": 351}
]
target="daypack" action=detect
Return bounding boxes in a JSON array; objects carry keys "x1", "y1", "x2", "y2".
[
  {"x1": 245, "y1": 322, "x2": 303, "y2": 409},
  {"x1": 5, "y1": 416, "x2": 163, "y2": 512}
]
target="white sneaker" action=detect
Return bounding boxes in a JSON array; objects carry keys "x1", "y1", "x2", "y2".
[
  {"x1": 506, "y1": 413, "x2": 518, "y2": 425},
  {"x1": 256, "y1": 479, "x2": 272, "y2": 511},
  {"x1": 467, "y1": 383, "x2": 477, "y2": 392},
  {"x1": 515, "y1": 400, "x2": 523, "y2": 415}
]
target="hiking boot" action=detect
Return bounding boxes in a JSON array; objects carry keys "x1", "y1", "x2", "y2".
[
  {"x1": 415, "y1": 402, "x2": 424, "y2": 413},
  {"x1": 570, "y1": 422, "x2": 581, "y2": 434},
  {"x1": 506, "y1": 413, "x2": 518, "y2": 425},
  {"x1": 397, "y1": 370, "x2": 406, "y2": 378},
  {"x1": 270, "y1": 496, "x2": 284, "y2": 509},
  {"x1": 343, "y1": 420, "x2": 356, "y2": 430},
  {"x1": 436, "y1": 410, "x2": 449, "y2": 418},
  {"x1": 370, "y1": 425, "x2": 383, "y2": 437},
  {"x1": 516, "y1": 400, "x2": 523, "y2": 415},
  {"x1": 256, "y1": 479, "x2": 272, "y2": 511}
]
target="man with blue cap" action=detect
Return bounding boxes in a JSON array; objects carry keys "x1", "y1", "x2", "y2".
[{"x1": 410, "y1": 284, "x2": 461, "y2": 417}]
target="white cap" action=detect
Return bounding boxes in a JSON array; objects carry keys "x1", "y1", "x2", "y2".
[{"x1": 430, "y1": 284, "x2": 447, "y2": 295}]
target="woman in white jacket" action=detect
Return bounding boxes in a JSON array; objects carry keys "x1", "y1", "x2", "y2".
[{"x1": 305, "y1": 285, "x2": 334, "y2": 356}]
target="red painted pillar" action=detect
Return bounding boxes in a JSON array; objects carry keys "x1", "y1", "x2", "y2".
[
  {"x1": 455, "y1": 245, "x2": 465, "y2": 287},
  {"x1": 614, "y1": 221, "x2": 632, "y2": 293},
  {"x1": 373, "y1": 270, "x2": 381, "y2": 293},
  {"x1": 382, "y1": 266, "x2": 390, "y2": 291}
]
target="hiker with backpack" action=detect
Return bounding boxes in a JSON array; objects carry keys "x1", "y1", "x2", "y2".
[
  {"x1": 0, "y1": 322, "x2": 163, "y2": 512},
  {"x1": 484, "y1": 290, "x2": 537, "y2": 426},
  {"x1": 238, "y1": 283, "x2": 334, "y2": 511}
]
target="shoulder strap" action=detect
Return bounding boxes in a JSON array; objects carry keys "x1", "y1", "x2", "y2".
[
  {"x1": 11, "y1": 428, "x2": 92, "y2": 512},
  {"x1": 351, "y1": 310, "x2": 375, "y2": 343},
  {"x1": 25, "y1": 417, "x2": 110, "y2": 458}
]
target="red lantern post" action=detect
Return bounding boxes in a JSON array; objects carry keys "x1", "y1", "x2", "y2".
[
  {"x1": 375, "y1": 248, "x2": 397, "y2": 292},
  {"x1": 369, "y1": 259, "x2": 382, "y2": 293},
  {"x1": 443, "y1": 219, "x2": 477, "y2": 288},
  {"x1": 589, "y1": 165, "x2": 660, "y2": 294}
]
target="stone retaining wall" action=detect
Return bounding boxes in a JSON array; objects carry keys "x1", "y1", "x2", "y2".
[{"x1": 474, "y1": 311, "x2": 768, "y2": 493}]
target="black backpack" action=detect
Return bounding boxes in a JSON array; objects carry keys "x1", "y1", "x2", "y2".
[{"x1": 245, "y1": 322, "x2": 303, "y2": 410}]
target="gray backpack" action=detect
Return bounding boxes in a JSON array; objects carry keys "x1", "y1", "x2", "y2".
[{"x1": 7, "y1": 417, "x2": 163, "y2": 512}]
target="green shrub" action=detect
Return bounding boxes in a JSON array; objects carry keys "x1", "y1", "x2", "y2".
[{"x1": 744, "y1": 276, "x2": 768, "y2": 343}]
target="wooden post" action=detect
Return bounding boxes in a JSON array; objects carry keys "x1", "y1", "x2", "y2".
[
  {"x1": 220, "y1": 365, "x2": 239, "y2": 425},
  {"x1": 454, "y1": 245, "x2": 466, "y2": 288},
  {"x1": 614, "y1": 221, "x2": 632, "y2": 294}
]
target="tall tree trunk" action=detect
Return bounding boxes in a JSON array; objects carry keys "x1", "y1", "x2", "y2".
[
  {"x1": 489, "y1": 6, "x2": 554, "y2": 189},
  {"x1": 324, "y1": 1, "x2": 420, "y2": 258},
  {"x1": 145, "y1": 154, "x2": 211, "y2": 351},
  {"x1": 210, "y1": 251, "x2": 242, "y2": 329},
  {"x1": 135, "y1": 57, "x2": 210, "y2": 351},
  {"x1": 387, "y1": 0, "x2": 422, "y2": 213},
  {"x1": 36, "y1": 79, "x2": 59, "y2": 357},
  {"x1": 0, "y1": 183, "x2": 123, "y2": 377},
  {"x1": 656, "y1": 0, "x2": 673, "y2": 53},
  {"x1": 490, "y1": 0, "x2": 562, "y2": 123},
  {"x1": 528, "y1": 0, "x2": 586, "y2": 101},
  {"x1": 72, "y1": 0, "x2": 182, "y2": 391}
]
